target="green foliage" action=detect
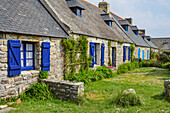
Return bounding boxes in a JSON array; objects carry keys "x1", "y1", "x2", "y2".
[
  {"x1": 0, "y1": 96, "x2": 18, "y2": 105},
  {"x1": 117, "y1": 40, "x2": 125, "y2": 44},
  {"x1": 130, "y1": 44, "x2": 135, "y2": 62},
  {"x1": 117, "y1": 62, "x2": 139, "y2": 74},
  {"x1": 39, "y1": 71, "x2": 49, "y2": 79},
  {"x1": 115, "y1": 92, "x2": 142, "y2": 107},
  {"x1": 157, "y1": 53, "x2": 170, "y2": 63},
  {"x1": 61, "y1": 36, "x2": 91, "y2": 77},
  {"x1": 162, "y1": 62, "x2": 170, "y2": 70},
  {"x1": 151, "y1": 52, "x2": 158, "y2": 59},
  {"x1": 19, "y1": 83, "x2": 53, "y2": 100},
  {"x1": 108, "y1": 41, "x2": 112, "y2": 66},
  {"x1": 66, "y1": 66, "x2": 116, "y2": 84}
]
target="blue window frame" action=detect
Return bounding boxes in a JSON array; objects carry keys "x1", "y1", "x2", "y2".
[
  {"x1": 94, "y1": 44, "x2": 97, "y2": 64},
  {"x1": 105, "y1": 21, "x2": 112, "y2": 27},
  {"x1": 122, "y1": 25, "x2": 128, "y2": 32},
  {"x1": 77, "y1": 8, "x2": 82, "y2": 17},
  {"x1": 21, "y1": 42, "x2": 35, "y2": 71}
]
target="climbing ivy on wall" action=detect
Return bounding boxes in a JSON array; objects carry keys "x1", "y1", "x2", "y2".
[
  {"x1": 108, "y1": 40, "x2": 125, "y2": 66},
  {"x1": 61, "y1": 35, "x2": 92, "y2": 78},
  {"x1": 130, "y1": 44, "x2": 135, "y2": 62},
  {"x1": 108, "y1": 41, "x2": 112, "y2": 66}
]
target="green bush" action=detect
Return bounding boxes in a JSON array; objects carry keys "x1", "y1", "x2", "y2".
[
  {"x1": 39, "y1": 71, "x2": 49, "y2": 79},
  {"x1": 162, "y1": 62, "x2": 170, "y2": 70},
  {"x1": 66, "y1": 66, "x2": 116, "y2": 84},
  {"x1": 115, "y1": 92, "x2": 142, "y2": 107},
  {"x1": 19, "y1": 83, "x2": 53, "y2": 100},
  {"x1": 157, "y1": 53, "x2": 170, "y2": 63},
  {"x1": 117, "y1": 62, "x2": 138, "y2": 74}
]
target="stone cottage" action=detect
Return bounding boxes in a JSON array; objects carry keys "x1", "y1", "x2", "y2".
[
  {"x1": 39, "y1": 0, "x2": 133, "y2": 68},
  {"x1": 110, "y1": 13, "x2": 158, "y2": 60},
  {"x1": 151, "y1": 37, "x2": 170, "y2": 52},
  {"x1": 0, "y1": 0, "x2": 69, "y2": 98}
]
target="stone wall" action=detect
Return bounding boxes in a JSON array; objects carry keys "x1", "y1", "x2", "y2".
[
  {"x1": 0, "y1": 33, "x2": 65, "y2": 98},
  {"x1": 164, "y1": 80, "x2": 170, "y2": 98},
  {"x1": 40, "y1": 79, "x2": 84, "y2": 101},
  {"x1": 134, "y1": 46, "x2": 150, "y2": 60},
  {"x1": 71, "y1": 34, "x2": 131, "y2": 69}
]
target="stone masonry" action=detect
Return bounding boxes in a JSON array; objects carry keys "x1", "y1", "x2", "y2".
[
  {"x1": 164, "y1": 80, "x2": 170, "y2": 98},
  {"x1": 0, "y1": 33, "x2": 65, "y2": 98},
  {"x1": 72, "y1": 34, "x2": 131, "y2": 69},
  {"x1": 134, "y1": 46, "x2": 150, "y2": 60},
  {"x1": 40, "y1": 79, "x2": 84, "y2": 101}
]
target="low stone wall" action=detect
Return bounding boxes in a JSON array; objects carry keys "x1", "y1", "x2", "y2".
[
  {"x1": 164, "y1": 80, "x2": 170, "y2": 98},
  {"x1": 0, "y1": 70, "x2": 39, "y2": 99},
  {"x1": 40, "y1": 79, "x2": 84, "y2": 101}
]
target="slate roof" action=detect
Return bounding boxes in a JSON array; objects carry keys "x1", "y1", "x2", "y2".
[
  {"x1": 144, "y1": 38, "x2": 158, "y2": 49},
  {"x1": 151, "y1": 38, "x2": 170, "y2": 50},
  {"x1": 110, "y1": 12, "x2": 151, "y2": 48},
  {"x1": 66, "y1": 0, "x2": 85, "y2": 9},
  {"x1": 39, "y1": 0, "x2": 133, "y2": 43},
  {"x1": 101, "y1": 14, "x2": 113, "y2": 21},
  {"x1": 130, "y1": 26, "x2": 138, "y2": 31},
  {"x1": 0, "y1": 0, "x2": 68, "y2": 38}
]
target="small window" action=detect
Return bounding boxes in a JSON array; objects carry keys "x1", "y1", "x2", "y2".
[
  {"x1": 105, "y1": 21, "x2": 112, "y2": 27},
  {"x1": 77, "y1": 8, "x2": 82, "y2": 17},
  {"x1": 122, "y1": 25, "x2": 128, "y2": 32},
  {"x1": 21, "y1": 42, "x2": 35, "y2": 71},
  {"x1": 133, "y1": 30, "x2": 138, "y2": 36}
]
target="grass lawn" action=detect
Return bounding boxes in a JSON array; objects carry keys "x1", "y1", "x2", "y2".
[{"x1": 9, "y1": 67, "x2": 170, "y2": 113}]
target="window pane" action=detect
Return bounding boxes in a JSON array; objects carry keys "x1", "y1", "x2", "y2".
[
  {"x1": 21, "y1": 44, "x2": 23, "y2": 51},
  {"x1": 21, "y1": 60, "x2": 24, "y2": 67},
  {"x1": 26, "y1": 52, "x2": 33, "y2": 58},
  {"x1": 26, "y1": 44, "x2": 33, "y2": 51},
  {"x1": 21, "y1": 52, "x2": 23, "y2": 59},
  {"x1": 26, "y1": 59, "x2": 33, "y2": 66}
]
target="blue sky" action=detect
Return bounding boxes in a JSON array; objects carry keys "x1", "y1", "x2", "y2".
[{"x1": 85, "y1": 0, "x2": 170, "y2": 38}]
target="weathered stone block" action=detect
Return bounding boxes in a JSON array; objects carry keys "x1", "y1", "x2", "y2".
[
  {"x1": 0, "y1": 71, "x2": 7, "y2": 77},
  {"x1": 7, "y1": 89, "x2": 16, "y2": 95},
  {"x1": 1, "y1": 79, "x2": 9, "y2": 84},
  {"x1": 3, "y1": 40, "x2": 7, "y2": 46},
  {"x1": 164, "y1": 80, "x2": 170, "y2": 97},
  {"x1": 0, "y1": 58, "x2": 7, "y2": 63},
  {"x1": 14, "y1": 77, "x2": 23, "y2": 82}
]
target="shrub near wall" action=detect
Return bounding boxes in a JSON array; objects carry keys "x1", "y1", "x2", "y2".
[
  {"x1": 117, "y1": 62, "x2": 140, "y2": 74},
  {"x1": 66, "y1": 66, "x2": 116, "y2": 84}
]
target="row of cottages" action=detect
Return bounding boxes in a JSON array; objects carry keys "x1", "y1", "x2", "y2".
[
  {"x1": 151, "y1": 37, "x2": 170, "y2": 52},
  {"x1": 0, "y1": 0, "x2": 133, "y2": 98},
  {"x1": 109, "y1": 9, "x2": 158, "y2": 60}
]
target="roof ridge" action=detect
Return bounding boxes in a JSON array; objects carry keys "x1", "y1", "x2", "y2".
[
  {"x1": 82, "y1": 0, "x2": 103, "y2": 10},
  {"x1": 109, "y1": 11, "x2": 124, "y2": 20}
]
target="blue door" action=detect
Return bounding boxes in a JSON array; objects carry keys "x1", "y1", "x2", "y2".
[{"x1": 112, "y1": 48, "x2": 114, "y2": 67}]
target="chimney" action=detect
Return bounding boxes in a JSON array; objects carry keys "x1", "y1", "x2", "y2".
[
  {"x1": 99, "y1": 2, "x2": 110, "y2": 14},
  {"x1": 125, "y1": 18, "x2": 133, "y2": 25}
]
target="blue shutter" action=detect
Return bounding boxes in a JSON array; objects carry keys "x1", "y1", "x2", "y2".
[
  {"x1": 90, "y1": 42, "x2": 95, "y2": 67},
  {"x1": 142, "y1": 50, "x2": 144, "y2": 60},
  {"x1": 147, "y1": 50, "x2": 149, "y2": 60},
  {"x1": 138, "y1": 48, "x2": 141, "y2": 58},
  {"x1": 128, "y1": 46, "x2": 131, "y2": 61},
  {"x1": 8, "y1": 40, "x2": 21, "y2": 76},
  {"x1": 123, "y1": 46, "x2": 126, "y2": 62},
  {"x1": 41, "y1": 42, "x2": 51, "y2": 71},
  {"x1": 101, "y1": 43, "x2": 105, "y2": 66}
]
